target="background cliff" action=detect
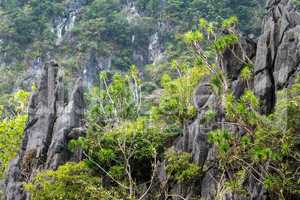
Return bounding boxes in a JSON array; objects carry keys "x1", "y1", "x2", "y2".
[{"x1": 0, "y1": 0, "x2": 264, "y2": 99}]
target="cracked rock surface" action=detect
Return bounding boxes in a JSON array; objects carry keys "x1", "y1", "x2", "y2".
[{"x1": 255, "y1": 0, "x2": 300, "y2": 114}]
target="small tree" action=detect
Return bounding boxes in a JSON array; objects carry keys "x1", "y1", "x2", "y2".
[
  {"x1": 70, "y1": 67, "x2": 169, "y2": 199},
  {"x1": 183, "y1": 17, "x2": 252, "y2": 106},
  {"x1": 158, "y1": 64, "x2": 208, "y2": 127},
  {"x1": 0, "y1": 90, "x2": 30, "y2": 177},
  {"x1": 88, "y1": 65, "x2": 142, "y2": 129}
]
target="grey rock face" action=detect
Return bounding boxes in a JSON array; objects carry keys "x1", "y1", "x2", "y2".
[
  {"x1": 167, "y1": 0, "x2": 300, "y2": 199},
  {"x1": 157, "y1": 37, "x2": 255, "y2": 200},
  {"x1": 53, "y1": 0, "x2": 88, "y2": 45},
  {"x1": 222, "y1": 37, "x2": 257, "y2": 81},
  {"x1": 255, "y1": 0, "x2": 300, "y2": 113},
  {"x1": 160, "y1": 35, "x2": 258, "y2": 200},
  {"x1": 84, "y1": 49, "x2": 112, "y2": 88},
  {"x1": 4, "y1": 62, "x2": 85, "y2": 200},
  {"x1": 222, "y1": 36, "x2": 257, "y2": 98}
]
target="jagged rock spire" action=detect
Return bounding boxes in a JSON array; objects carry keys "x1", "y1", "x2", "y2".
[
  {"x1": 255, "y1": 0, "x2": 300, "y2": 113},
  {"x1": 4, "y1": 61, "x2": 85, "y2": 200}
]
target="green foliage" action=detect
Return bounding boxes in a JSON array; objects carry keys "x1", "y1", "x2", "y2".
[
  {"x1": 293, "y1": 0, "x2": 300, "y2": 8},
  {"x1": 165, "y1": 149, "x2": 200, "y2": 183},
  {"x1": 209, "y1": 79, "x2": 300, "y2": 197},
  {"x1": 183, "y1": 30, "x2": 204, "y2": 44},
  {"x1": 160, "y1": 0, "x2": 262, "y2": 33},
  {"x1": 204, "y1": 109, "x2": 217, "y2": 123},
  {"x1": 182, "y1": 17, "x2": 244, "y2": 102},
  {"x1": 0, "y1": 90, "x2": 29, "y2": 177},
  {"x1": 86, "y1": 117, "x2": 167, "y2": 167},
  {"x1": 0, "y1": 0, "x2": 264, "y2": 97},
  {"x1": 72, "y1": 65, "x2": 173, "y2": 198},
  {"x1": 72, "y1": 112, "x2": 170, "y2": 199},
  {"x1": 222, "y1": 16, "x2": 238, "y2": 29},
  {"x1": 0, "y1": 0, "x2": 62, "y2": 48},
  {"x1": 210, "y1": 70, "x2": 224, "y2": 95},
  {"x1": 159, "y1": 65, "x2": 208, "y2": 124},
  {"x1": 1, "y1": 1, "x2": 295, "y2": 199},
  {"x1": 208, "y1": 129, "x2": 232, "y2": 155},
  {"x1": 223, "y1": 170, "x2": 248, "y2": 196},
  {"x1": 71, "y1": 0, "x2": 156, "y2": 70},
  {"x1": 25, "y1": 162, "x2": 123, "y2": 200},
  {"x1": 0, "y1": 114, "x2": 27, "y2": 177},
  {"x1": 0, "y1": 65, "x2": 27, "y2": 103},
  {"x1": 14, "y1": 90, "x2": 31, "y2": 112},
  {"x1": 240, "y1": 64, "x2": 253, "y2": 81},
  {"x1": 88, "y1": 66, "x2": 142, "y2": 127},
  {"x1": 213, "y1": 34, "x2": 239, "y2": 52},
  {"x1": 73, "y1": 0, "x2": 129, "y2": 54},
  {"x1": 224, "y1": 90, "x2": 259, "y2": 125}
]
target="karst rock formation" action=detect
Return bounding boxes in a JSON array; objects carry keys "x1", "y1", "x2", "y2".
[
  {"x1": 165, "y1": 0, "x2": 300, "y2": 199},
  {"x1": 4, "y1": 62, "x2": 85, "y2": 200},
  {"x1": 3, "y1": 0, "x2": 300, "y2": 199}
]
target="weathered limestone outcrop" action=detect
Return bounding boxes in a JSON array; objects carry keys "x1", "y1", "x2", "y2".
[
  {"x1": 167, "y1": 0, "x2": 300, "y2": 199},
  {"x1": 158, "y1": 36, "x2": 258, "y2": 200},
  {"x1": 192, "y1": 39, "x2": 258, "y2": 200},
  {"x1": 255, "y1": 0, "x2": 300, "y2": 113},
  {"x1": 4, "y1": 61, "x2": 85, "y2": 200}
]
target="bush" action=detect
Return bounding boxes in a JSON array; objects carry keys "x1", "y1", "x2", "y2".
[
  {"x1": 209, "y1": 79, "x2": 300, "y2": 198},
  {"x1": 0, "y1": 90, "x2": 29, "y2": 177},
  {"x1": 25, "y1": 162, "x2": 123, "y2": 200},
  {"x1": 165, "y1": 149, "x2": 200, "y2": 184}
]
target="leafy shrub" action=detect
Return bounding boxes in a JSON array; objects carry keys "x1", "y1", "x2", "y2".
[
  {"x1": 86, "y1": 117, "x2": 168, "y2": 167},
  {"x1": 0, "y1": 90, "x2": 29, "y2": 177},
  {"x1": 165, "y1": 149, "x2": 200, "y2": 183},
  {"x1": 25, "y1": 162, "x2": 123, "y2": 200},
  {"x1": 209, "y1": 79, "x2": 300, "y2": 197},
  {"x1": 159, "y1": 65, "x2": 208, "y2": 125},
  {"x1": 88, "y1": 66, "x2": 142, "y2": 128}
]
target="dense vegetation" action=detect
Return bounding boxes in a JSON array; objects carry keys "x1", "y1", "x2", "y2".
[
  {"x1": 1, "y1": 0, "x2": 300, "y2": 199},
  {"x1": 0, "y1": 90, "x2": 30, "y2": 177},
  {"x1": 24, "y1": 17, "x2": 300, "y2": 199}
]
